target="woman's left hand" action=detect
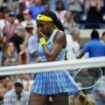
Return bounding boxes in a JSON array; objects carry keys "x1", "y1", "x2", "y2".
[{"x1": 35, "y1": 56, "x2": 42, "y2": 63}]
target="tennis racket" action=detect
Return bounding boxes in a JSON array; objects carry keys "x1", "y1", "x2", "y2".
[{"x1": 73, "y1": 67, "x2": 103, "y2": 90}]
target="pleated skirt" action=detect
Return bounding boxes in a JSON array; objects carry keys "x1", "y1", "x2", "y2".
[{"x1": 31, "y1": 70, "x2": 80, "y2": 95}]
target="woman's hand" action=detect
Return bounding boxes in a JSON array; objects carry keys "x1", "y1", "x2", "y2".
[
  {"x1": 7, "y1": 48, "x2": 12, "y2": 57},
  {"x1": 35, "y1": 56, "x2": 42, "y2": 63},
  {"x1": 37, "y1": 28, "x2": 45, "y2": 39}
]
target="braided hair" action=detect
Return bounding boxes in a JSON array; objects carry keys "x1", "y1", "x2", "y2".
[{"x1": 39, "y1": 10, "x2": 64, "y2": 32}]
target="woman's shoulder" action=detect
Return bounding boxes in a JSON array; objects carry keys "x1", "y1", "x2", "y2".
[
  {"x1": 49, "y1": 30, "x2": 66, "y2": 43},
  {"x1": 56, "y1": 30, "x2": 65, "y2": 37},
  {"x1": 54, "y1": 30, "x2": 66, "y2": 42}
]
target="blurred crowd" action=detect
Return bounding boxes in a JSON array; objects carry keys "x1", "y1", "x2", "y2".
[{"x1": 0, "y1": 0, "x2": 105, "y2": 105}]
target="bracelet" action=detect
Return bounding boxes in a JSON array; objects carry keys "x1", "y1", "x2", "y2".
[{"x1": 40, "y1": 37, "x2": 47, "y2": 46}]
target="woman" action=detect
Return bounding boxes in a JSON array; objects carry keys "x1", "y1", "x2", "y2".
[
  {"x1": 85, "y1": 0, "x2": 103, "y2": 28},
  {"x1": 29, "y1": 10, "x2": 80, "y2": 105},
  {"x1": 55, "y1": 1, "x2": 67, "y2": 23},
  {"x1": 63, "y1": 11, "x2": 77, "y2": 34},
  {"x1": 3, "y1": 42, "x2": 18, "y2": 66}
]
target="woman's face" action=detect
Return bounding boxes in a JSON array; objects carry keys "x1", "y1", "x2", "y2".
[
  {"x1": 25, "y1": 28, "x2": 33, "y2": 34},
  {"x1": 64, "y1": 12, "x2": 72, "y2": 21},
  {"x1": 37, "y1": 20, "x2": 53, "y2": 36},
  {"x1": 8, "y1": 42, "x2": 15, "y2": 53},
  {"x1": 34, "y1": 0, "x2": 41, "y2": 5},
  {"x1": 8, "y1": 16, "x2": 15, "y2": 23},
  {"x1": 57, "y1": 2, "x2": 64, "y2": 10},
  {"x1": 23, "y1": 14, "x2": 30, "y2": 20}
]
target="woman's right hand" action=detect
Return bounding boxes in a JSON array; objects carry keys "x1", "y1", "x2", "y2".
[
  {"x1": 37, "y1": 28, "x2": 45, "y2": 39},
  {"x1": 7, "y1": 48, "x2": 12, "y2": 57},
  {"x1": 35, "y1": 56, "x2": 42, "y2": 63}
]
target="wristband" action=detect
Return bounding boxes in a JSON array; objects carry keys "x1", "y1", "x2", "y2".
[{"x1": 40, "y1": 37, "x2": 47, "y2": 46}]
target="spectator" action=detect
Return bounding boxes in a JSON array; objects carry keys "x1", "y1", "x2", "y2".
[
  {"x1": 69, "y1": 92, "x2": 96, "y2": 105},
  {"x1": 21, "y1": 8, "x2": 37, "y2": 34},
  {"x1": 45, "y1": 1, "x2": 50, "y2": 11},
  {"x1": 67, "y1": 0, "x2": 84, "y2": 22},
  {"x1": 4, "y1": 80, "x2": 29, "y2": 105},
  {"x1": 0, "y1": 7, "x2": 10, "y2": 32},
  {"x1": 101, "y1": 32, "x2": 105, "y2": 43},
  {"x1": 49, "y1": 0, "x2": 67, "y2": 11},
  {"x1": 0, "y1": 84, "x2": 6, "y2": 105},
  {"x1": 55, "y1": 1, "x2": 67, "y2": 23},
  {"x1": 2, "y1": 42, "x2": 19, "y2": 66},
  {"x1": 63, "y1": 11, "x2": 78, "y2": 34},
  {"x1": 17, "y1": 26, "x2": 30, "y2": 65},
  {"x1": 0, "y1": 76, "x2": 13, "y2": 92},
  {"x1": 85, "y1": 0, "x2": 103, "y2": 28},
  {"x1": 2, "y1": 0, "x2": 8, "y2": 7},
  {"x1": 66, "y1": 28, "x2": 80, "y2": 60},
  {"x1": 18, "y1": 44, "x2": 27, "y2": 65},
  {"x1": 0, "y1": 8, "x2": 10, "y2": 54},
  {"x1": 0, "y1": 9, "x2": 5, "y2": 31},
  {"x1": 29, "y1": 0, "x2": 46, "y2": 19},
  {"x1": 17, "y1": 2, "x2": 26, "y2": 22},
  {"x1": 0, "y1": 28, "x2": 4, "y2": 66},
  {"x1": 101, "y1": 32, "x2": 105, "y2": 75},
  {"x1": 0, "y1": 48, "x2": 3, "y2": 66},
  {"x1": 21, "y1": 0, "x2": 27, "y2": 3},
  {"x1": 67, "y1": 0, "x2": 84, "y2": 13},
  {"x1": 79, "y1": 30, "x2": 105, "y2": 58},
  {"x1": 79, "y1": 30, "x2": 105, "y2": 80},
  {"x1": 25, "y1": 0, "x2": 34, "y2": 8},
  {"x1": 8, "y1": 0, "x2": 19, "y2": 11},
  {"x1": 17, "y1": 27, "x2": 29, "y2": 50},
  {"x1": 10, "y1": 26, "x2": 25, "y2": 53},
  {"x1": 90, "y1": 76, "x2": 105, "y2": 105},
  {"x1": 22, "y1": 74, "x2": 34, "y2": 92},
  {"x1": 25, "y1": 21, "x2": 39, "y2": 64},
  {"x1": 3, "y1": 11, "x2": 19, "y2": 40},
  {"x1": 0, "y1": 0, "x2": 3, "y2": 6},
  {"x1": 103, "y1": 0, "x2": 105, "y2": 11}
]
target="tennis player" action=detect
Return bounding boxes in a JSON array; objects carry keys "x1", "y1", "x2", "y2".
[{"x1": 29, "y1": 10, "x2": 80, "y2": 105}]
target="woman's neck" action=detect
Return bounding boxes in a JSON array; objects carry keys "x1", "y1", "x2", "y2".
[{"x1": 45, "y1": 29, "x2": 54, "y2": 41}]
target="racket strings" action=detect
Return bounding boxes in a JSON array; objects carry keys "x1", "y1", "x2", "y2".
[{"x1": 73, "y1": 68, "x2": 103, "y2": 90}]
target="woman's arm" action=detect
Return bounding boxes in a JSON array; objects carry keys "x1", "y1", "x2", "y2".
[
  {"x1": 96, "y1": 1, "x2": 102, "y2": 12},
  {"x1": 85, "y1": 0, "x2": 90, "y2": 12},
  {"x1": 35, "y1": 56, "x2": 42, "y2": 63},
  {"x1": 4, "y1": 57, "x2": 10, "y2": 66},
  {"x1": 42, "y1": 32, "x2": 66, "y2": 61}
]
